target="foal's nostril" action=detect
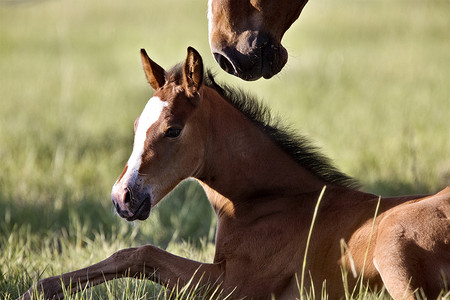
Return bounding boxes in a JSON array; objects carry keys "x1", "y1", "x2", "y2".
[
  {"x1": 123, "y1": 189, "x2": 131, "y2": 204},
  {"x1": 214, "y1": 52, "x2": 235, "y2": 75},
  {"x1": 124, "y1": 189, "x2": 131, "y2": 204}
]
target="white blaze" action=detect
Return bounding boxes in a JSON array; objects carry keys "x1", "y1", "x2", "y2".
[
  {"x1": 119, "y1": 96, "x2": 167, "y2": 186},
  {"x1": 207, "y1": 0, "x2": 214, "y2": 46}
]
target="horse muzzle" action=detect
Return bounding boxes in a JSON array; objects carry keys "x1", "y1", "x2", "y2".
[
  {"x1": 111, "y1": 186, "x2": 152, "y2": 221},
  {"x1": 212, "y1": 32, "x2": 288, "y2": 81}
]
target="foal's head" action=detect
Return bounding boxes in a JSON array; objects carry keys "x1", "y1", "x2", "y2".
[
  {"x1": 111, "y1": 48, "x2": 207, "y2": 221},
  {"x1": 208, "y1": 0, "x2": 309, "y2": 81}
]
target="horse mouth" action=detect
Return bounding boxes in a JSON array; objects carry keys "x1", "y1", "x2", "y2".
[
  {"x1": 260, "y1": 43, "x2": 288, "y2": 80},
  {"x1": 213, "y1": 39, "x2": 288, "y2": 81},
  {"x1": 126, "y1": 196, "x2": 151, "y2": 221}
]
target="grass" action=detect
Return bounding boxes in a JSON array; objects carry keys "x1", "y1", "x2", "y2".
[{"x1": 0, "y1": 0, "x2": 448, "y2": 298}]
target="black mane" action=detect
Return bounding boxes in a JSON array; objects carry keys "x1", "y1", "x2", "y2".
[{"x1": 165, "y1": 65, "x2": 359, "y2": 189}]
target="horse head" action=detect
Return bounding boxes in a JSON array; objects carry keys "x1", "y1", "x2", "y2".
[
  {"x1": 111, "y1": 48, "x2": 206, "y2": 221},
  {"x1": 208, "y1": 0, "x2": 309, "y2": 80}
]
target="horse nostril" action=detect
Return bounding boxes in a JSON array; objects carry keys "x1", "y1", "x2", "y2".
[
  {"x1": 124, "y1": 189, "x2": 131, "y2": 204},
  {"x1": 213, "y1": 52, "x2": 235, "y2": 75}
]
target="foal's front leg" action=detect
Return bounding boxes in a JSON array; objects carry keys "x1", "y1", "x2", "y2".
[{"x1": 19, "y1": 245, "x2": 224, "y2": 299}]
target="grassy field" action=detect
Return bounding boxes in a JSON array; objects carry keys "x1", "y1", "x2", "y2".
[{"x1": 0, "y1": 0, "x2": 449, "y2": 298}]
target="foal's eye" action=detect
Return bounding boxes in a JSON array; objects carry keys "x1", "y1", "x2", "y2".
[{"x1": 164, "y1": 127, "x2": 182, "y2": 138}]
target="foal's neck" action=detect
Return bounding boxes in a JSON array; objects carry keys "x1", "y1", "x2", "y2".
[{"x1": 195, "y1": 87, "x2": 326, "y2": 216}]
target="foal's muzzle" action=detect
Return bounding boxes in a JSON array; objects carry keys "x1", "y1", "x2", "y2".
[{"x1": 111, "y1": 187, "x2": 151, "y2": 221}]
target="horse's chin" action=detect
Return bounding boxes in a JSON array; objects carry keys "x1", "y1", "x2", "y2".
[{"x1": 260, "y1": 43, "x2": 288, "y2": 80}]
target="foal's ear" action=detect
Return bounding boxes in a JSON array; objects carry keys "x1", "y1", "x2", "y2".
[
  {"x1": 183, "y1": 47, "x2": 203, "y2": 97},
  {"x1": 140, "y1": 49, "x2": 166, "y2": 90}
]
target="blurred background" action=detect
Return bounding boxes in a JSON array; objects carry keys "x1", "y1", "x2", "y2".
[{"x1": 0, "y1": 0, "x2": 449, "y2": 298}]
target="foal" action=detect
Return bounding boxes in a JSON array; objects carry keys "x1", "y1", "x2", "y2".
[{"x1": 21, "y1": 47, "x2": 450, "y2": 299}]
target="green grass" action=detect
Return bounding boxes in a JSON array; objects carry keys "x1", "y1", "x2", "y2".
[{"x1": 0, "y1": 0, "x2": 449, "y2": 298}]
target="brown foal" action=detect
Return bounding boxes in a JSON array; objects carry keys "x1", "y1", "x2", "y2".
[{"x1": 20, "y1": 47, "x2": 450, "y2": 299}]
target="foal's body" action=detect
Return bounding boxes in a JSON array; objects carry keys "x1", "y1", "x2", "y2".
[
  {"x1": 204, "y1": 181, "x2": 449, "y2": 298},
  {"x1": 21, "y1": 48, "x2": 450, "y2": 299}
]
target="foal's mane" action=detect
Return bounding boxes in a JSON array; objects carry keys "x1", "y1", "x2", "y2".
[{"x1": 166, "y1": 65, "x2": 358, "y2": 189}]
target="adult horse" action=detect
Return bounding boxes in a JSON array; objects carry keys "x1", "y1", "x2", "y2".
[
  {"x1": 20, "y1": 48, "x2": 450, "y2": 299},
  {"x1": 208, "y1": 0, "x2": 309, "y2": 80}
]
